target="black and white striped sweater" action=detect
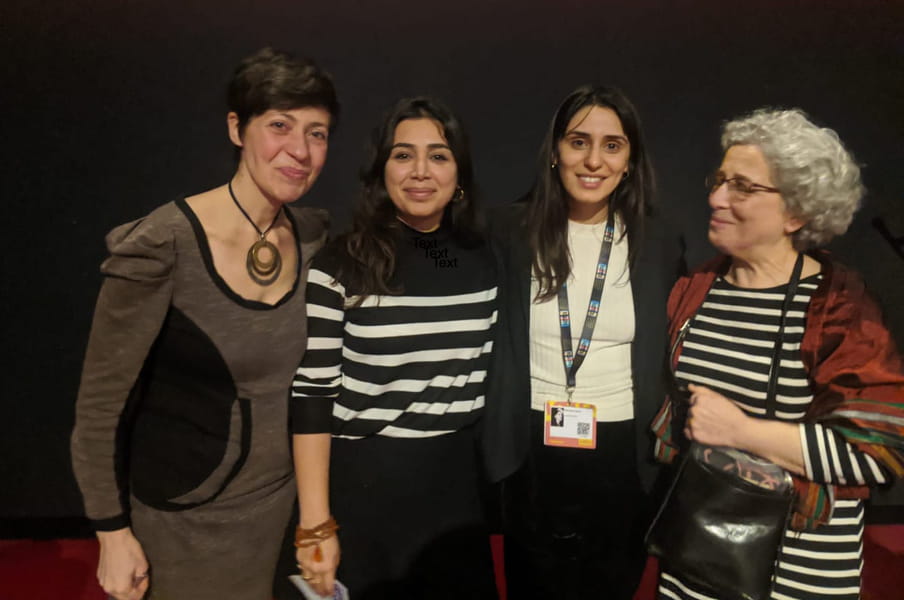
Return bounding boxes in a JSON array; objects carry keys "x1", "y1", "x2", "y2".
[{"x1": 290, "y1": 225, "x2": 497, "y2": 439}]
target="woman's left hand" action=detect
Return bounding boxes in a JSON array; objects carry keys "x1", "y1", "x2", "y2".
[
  {"x1": 684, "y1": 383, "x2": 750, "y2": 447},
  {"x1": 296, "y1": 534, "x2": 340, "y2": 598}
]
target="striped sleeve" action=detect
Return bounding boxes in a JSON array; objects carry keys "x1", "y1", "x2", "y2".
[
  {"x1": 800, "y1": 423, "x2": 890, "y2": 486},
  {"x1": 291, "y1": 267, "x2": 345, "y2": 434}
]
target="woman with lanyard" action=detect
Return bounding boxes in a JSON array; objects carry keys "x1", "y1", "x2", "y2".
[{"x1": 483, "y1": 84, "x2": 685, "y2": 599}]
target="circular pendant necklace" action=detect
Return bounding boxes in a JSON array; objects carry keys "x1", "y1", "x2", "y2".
[{"x1": 228, "y1": 180, "x2": 283, "y2": 286}]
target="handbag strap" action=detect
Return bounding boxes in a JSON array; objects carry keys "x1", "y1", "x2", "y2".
[
  {"x1": 764, "y1": 253, "x2": 805, "y2": 418},
  {"x1": 667, "y1": 253, "x2": 805, "y2": 418}
]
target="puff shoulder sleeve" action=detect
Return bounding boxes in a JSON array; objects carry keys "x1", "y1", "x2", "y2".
[{"x1": 71, "y1": 208, "x2": 176, "y2": 530}]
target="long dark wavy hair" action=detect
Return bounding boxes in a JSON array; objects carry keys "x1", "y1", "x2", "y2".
[
  {"x1": 527, "y1": 85, "x2": 655, "y2": 301},
  {"x1": 334, "y1": 96, "x2": 481, "y2": 299}
]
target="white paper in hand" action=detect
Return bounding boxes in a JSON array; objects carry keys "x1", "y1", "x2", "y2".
[{"x1": 289, "y1": 575, "x2": 350, "y2": 600}]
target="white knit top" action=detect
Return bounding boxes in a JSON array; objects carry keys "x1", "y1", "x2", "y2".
[{"x1": 529, "y1": 217, "x2": 635, "y2": 421}]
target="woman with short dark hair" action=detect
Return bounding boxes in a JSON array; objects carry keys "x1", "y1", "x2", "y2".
[
  {"x1": 71, "y1": 47, "x2": 338, "y2": 600},
  {"x1": 291, "y1": 96, "x2": 499, "y2": 599}
]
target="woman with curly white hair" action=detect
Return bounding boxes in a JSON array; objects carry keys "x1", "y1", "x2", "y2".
[{"x1": 651, "y1": 108, "x2": 904, "y2": 599}]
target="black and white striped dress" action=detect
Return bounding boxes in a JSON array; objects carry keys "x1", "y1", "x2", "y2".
[
  {"x1": 658, "y1": 274, "x2": 889, "y2": 600},
  {"x1": 291, "y1": 224, "x2": 499, "y2": 599}
]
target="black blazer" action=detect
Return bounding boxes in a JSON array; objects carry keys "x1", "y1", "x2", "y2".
[{"x1": 481, "y1": 202, "x2": 685, "y2": 491}]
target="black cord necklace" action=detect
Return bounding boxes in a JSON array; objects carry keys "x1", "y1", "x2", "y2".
[{"x1": 228, "y1": 180, "x2": 283, "y2": 286}]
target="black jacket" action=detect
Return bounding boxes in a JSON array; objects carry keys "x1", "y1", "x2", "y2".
[{"x1": 481, "y1": 201, "x2": 685, "y2": 491}]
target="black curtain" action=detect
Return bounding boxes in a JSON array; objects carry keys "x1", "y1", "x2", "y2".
[{"x1": 2, "y1": 0, "x2": 902, "y2": 527}]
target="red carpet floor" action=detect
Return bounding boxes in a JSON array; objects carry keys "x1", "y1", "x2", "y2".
[{"x1": 1, "y1": 527, "x2": 901, "y2": 599}]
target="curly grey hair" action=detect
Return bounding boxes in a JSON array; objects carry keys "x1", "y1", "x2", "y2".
[{"x1": 721, "y1": 108, "x2": 864, "y2": 250}]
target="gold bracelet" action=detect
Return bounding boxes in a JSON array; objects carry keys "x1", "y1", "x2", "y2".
[{"x1": 294, "y1": 516, "x2": 339, "y2": 549}]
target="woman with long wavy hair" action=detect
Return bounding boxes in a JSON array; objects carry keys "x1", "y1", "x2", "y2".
[
  {"x1": 483, "y1": 84, "x2": 685, "y2": 599},
  {"x1": 291, "y1": 97, "x2": 499, "y2": 599}
]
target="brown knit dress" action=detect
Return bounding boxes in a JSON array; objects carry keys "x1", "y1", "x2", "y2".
[{"x1": 72, "y1": 199, "x2": 329, "y2": 599}]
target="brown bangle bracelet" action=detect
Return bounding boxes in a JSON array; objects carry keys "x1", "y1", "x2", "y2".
[{"x1": 294, "y1": 516, "x2": 339, "y2": 548}]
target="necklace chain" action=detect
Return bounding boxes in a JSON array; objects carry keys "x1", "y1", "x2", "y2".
[{"x1": 228, "y1": 180, "x2": 282, "y2": 239}]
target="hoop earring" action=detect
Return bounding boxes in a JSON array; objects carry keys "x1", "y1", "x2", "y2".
[
  {"x1": 551, "y1": 159, "x2": 558, "y2": 169},
  {"x1": 453, "y1": 186, "x2": 464, "y2": 203}
]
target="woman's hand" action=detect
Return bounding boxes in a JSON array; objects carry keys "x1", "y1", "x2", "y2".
[
  {"x1": 295, "y1": 534, "x2": 340, "y2": 597},
  {"x1": 684, "y1": 383, "x2": 807, "y2": 474},
  {"x1": 684, "y1": 383, "x2": 750, "y2": 447},
  {"x1": 96, "y1": 528, "x2": 150, "y2": 600}
]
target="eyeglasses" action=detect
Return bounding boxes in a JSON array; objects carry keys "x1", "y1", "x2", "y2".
[{"x1": 706, "y1": 171, "x2": 780, "y2": 197}]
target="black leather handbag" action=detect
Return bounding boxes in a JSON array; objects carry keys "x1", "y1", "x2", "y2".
[
  {"x1": 646, "y1": 255, "x2": 804, "y2": 600},
  {"x1": 646, "y1": 443, "x2": 795, "y2": 600}
]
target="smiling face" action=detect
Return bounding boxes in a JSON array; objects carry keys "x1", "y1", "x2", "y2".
[
  {"x1": 228, "y1": 106, "x2": 331, "y2": 205},
  {"x1": 556, "y1": 105, "x2": 630, "y2": 223},
  {"x1": 708, "y1": 144, "x2": 803, "y2": 259},
  {"x1": 384, "y1": 118, "x2": 458, "y2": 231}
]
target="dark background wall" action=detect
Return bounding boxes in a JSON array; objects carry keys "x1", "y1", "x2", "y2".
[{"x1": 3, "y1": 0, "x2": 903, "y2": 526}]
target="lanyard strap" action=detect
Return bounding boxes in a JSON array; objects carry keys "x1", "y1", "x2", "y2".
[{"x1": 557, "y1": 211, "x2": 615, "y2": 403}]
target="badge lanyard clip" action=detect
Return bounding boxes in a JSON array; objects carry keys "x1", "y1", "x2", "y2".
[{"x1": 566, "y1": 386, "x2": 576, "y2": 405}]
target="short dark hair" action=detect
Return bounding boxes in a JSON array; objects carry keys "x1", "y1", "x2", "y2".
[
  {"x1": 527, "y1": 85, "x2": 655, "y2": 300},
  {"x1": 227, "y1": 47, "x2": 340, "y2": 136},
  {"x1": 336, "y1": 96, "x2": 481, "y2": 300}
]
